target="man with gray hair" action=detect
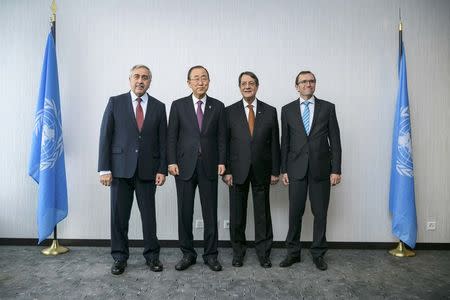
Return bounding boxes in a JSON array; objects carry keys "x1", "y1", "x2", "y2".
[{"x1": 98, "y1": 64, "x2": 167, "y2": 275}]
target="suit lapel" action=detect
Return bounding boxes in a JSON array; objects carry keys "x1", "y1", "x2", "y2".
[
  {"x1": 142, "y1": 93, "x2": 154, "y2": 130},
  {"x1": 252, "y1": 100, "x2": 265, "y2": 138},
  {"x1": 202, "y1": 96, "x2": 213, "y2": 133},
  {"x1": 292, "y1": 99, "x2": 305, "y2": 135},
  {"x1": 236, "y1": 101, "x2": 251, "y2": 139},
  {"x1": 185, "y1": 95, "x2": 200, "y2": 131},
  {"x1": 309, "y1": 98, "x2": 321, "y2": 135},
  {"x1": 125, "y1": 92, "x2": 139, "y2": 131}
]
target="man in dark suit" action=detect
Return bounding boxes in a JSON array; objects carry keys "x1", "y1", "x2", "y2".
[
  {"x1": 98, "y1": 64, "x2": 167, "y2": 275},
  {"x1": 279, "y1": 70, "x2": 341, "y2": 271},
  {"x1": 167, "y1": 65, "x2": 226, "y2": 271},
  {"x1": 223, "y1": 71, "x2": 280, "y2": 268}
]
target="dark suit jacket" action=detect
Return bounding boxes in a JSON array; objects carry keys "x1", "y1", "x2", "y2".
[
  {"x1": 167, "y1": 94, "x2": 226, "y2": 180},
  {"x1": 225, "y1": 100, "x2": 280, "y2": 185},
  {"x1": 280, "y1": 98, "x2": 341, "y2": 180},
  {"x1": 98, "y1": 92, "x2": 167, "y2": 179}
]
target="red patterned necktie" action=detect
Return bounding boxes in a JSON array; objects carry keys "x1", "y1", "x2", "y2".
[{"x1": 136, "y1": 98, "x2": 144, "y2": 131}]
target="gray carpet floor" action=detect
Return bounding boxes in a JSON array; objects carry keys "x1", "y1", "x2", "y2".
[{"x1": 0, "y1": 246, "x2": 449, "y2": 299}]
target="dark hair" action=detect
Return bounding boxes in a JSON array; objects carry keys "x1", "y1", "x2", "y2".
[
  {"x1": 295, "y1": 70, "x2": 316, "y2": 85},
  {"x1": 238, "y1": 71, "x2": 259, "y2": 87},
  {"x1": 187, "y1": 65, "x2": 210, "y2": 80}
]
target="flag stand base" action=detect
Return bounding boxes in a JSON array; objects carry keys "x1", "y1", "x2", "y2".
[
  {"x1": 389, "y1": 241, "x2": 415, "y2": 257},
  {"x1": 41, "y1": 240, "x2": 69, "y2": 256}
]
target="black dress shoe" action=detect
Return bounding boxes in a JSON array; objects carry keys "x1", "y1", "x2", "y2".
[
  {"x1": 279, "y1": 256, "x2": 301, "y2": 268},
  {"x1": 260, "y1": 257, "x2": 272, "y2": 268},
  {"x1": 146, "y1": 259, "x2": 163, "y2": 272},
  {"x1": 313, "y1": 257, "x2": 328, "y2": 271},
  {"x1": 111, "y1": 260, "x2": 127, "y2": 275},
  {"x1": 175, "y1": 256, "x2": 196, "y2": 271},
  {"x1": 232, "y1": 257, "x2": 243, "y2": 267},
  {"x1": 204, "y1": 257, "x2": 222, "y2": 271}
]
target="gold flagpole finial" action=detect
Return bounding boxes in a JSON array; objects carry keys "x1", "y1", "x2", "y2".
[
  {"x1": 50, "y1": 0, "x2": 56, "y2": 23},
  {"x1": 399, "y1": 8, "x2": 402, "y2": 31}
]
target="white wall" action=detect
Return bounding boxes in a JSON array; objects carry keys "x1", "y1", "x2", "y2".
[{"x1": 1, "y1": 0, "x2": 449, "y2": 243}]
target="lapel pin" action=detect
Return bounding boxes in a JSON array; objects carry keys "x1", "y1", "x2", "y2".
[{"x1": 209, "y1": 106, "x2": 211, "y2": 109}]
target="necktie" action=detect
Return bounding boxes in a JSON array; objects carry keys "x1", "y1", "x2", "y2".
[
  {"x1": 136, "y1": 97, "x2": 144, "y2": 131},
  {"x1": 302, "y1": 101, "x2": 310, "y2": 135},
  {"x1": 196, "y1": 100, "x2": 203, "y2": 130},
  {"x1": 248, "y1": 104, "x2": 255, "y2": 136}
]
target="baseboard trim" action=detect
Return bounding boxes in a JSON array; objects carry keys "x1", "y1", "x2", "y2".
[{"x1": 0, "y1": 238, "x2": 449, "y2": 250}]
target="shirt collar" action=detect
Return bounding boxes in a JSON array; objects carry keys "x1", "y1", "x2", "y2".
[
  {"x1": 299, "y1": 95, "x2": 315, "y2": 105},
  {"x1": 242, "y1": 98, "x2": 258, "y2": 109},
  {"x1": 192, "y1": 94, "x2": 207, "y2": 104},
  {"x1": 130, "y1": 91, "x2": 148, "y2": 103}
]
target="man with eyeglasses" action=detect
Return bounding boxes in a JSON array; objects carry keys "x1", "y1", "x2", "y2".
[
  {"x1": 279, "y1": 71, "x2": 342, "y2": 271},
  {"x1": 222, "y1": 71, "x2": 280, "y2": 268},
  {"x1": 98, "y1": 64, "x2": 167, "y2": 275},
  {"x1": 167, "y1": 65, "x2": 226, "y2": 271}
]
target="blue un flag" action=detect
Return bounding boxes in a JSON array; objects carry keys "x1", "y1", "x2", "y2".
[
  {"x1": 28, "y1": 31, "x2": 68, "y2": 244},
  {"x1": 389, "y1": 42, "x2": 417, "y2": 248}
]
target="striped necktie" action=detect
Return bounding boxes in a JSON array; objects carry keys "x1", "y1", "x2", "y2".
[{"x1": 302, "y1": 101, "x2": 311, "y2": 135}]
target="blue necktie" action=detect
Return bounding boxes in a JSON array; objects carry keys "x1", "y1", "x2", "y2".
[{"x1": 302, "y1": 101, "x2": 311, "y2": 135}]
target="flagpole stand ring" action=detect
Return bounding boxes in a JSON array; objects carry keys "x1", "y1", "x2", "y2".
[
  {"x1": 389, "y1": 241, "x2": 415, "y2": 257},
  {"x1": 41, "y1": 239, "x2": 69, "y2": 256}
]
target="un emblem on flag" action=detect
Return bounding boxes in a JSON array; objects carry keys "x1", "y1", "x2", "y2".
[
  {"x1": 33, "y1": 98, "x2": 64, "y2": 171},
  {"x1": 396, "y1": 106, "x2": 413, "y2": 178}
]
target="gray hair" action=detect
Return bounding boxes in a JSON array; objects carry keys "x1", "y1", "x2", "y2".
[{"x1": 129, "y1": 64, "x2": 152, "y2": 80}]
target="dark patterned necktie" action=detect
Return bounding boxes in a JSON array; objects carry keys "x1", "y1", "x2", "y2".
[{"x1": 136, "y1": 98, "x2": 144, "y2": 131}]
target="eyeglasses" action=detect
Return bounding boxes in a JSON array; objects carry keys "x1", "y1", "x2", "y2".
[
  {"x1": 189, "y1": 76, "x2": 209, "y2": 83},
  {"x1": 297, "y1": 80, "x2": 316, "y2": 85},
  {"x1": 132, "y1": 74, "x2": 150, "y2": 81},
  {"x1": 240, "y1": 81, "x2": 257, "y2": 87}
]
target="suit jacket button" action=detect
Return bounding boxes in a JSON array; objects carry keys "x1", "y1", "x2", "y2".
[{"x1": 135, "y1": 150, "x2": 138, "y2": 153}]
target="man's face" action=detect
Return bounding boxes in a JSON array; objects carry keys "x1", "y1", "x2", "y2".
[
  {"x1": 129, "y1": 67, "x2": 151, "y2": 97},
  {"x1": 187, "y1": 67, "x2": 209, "y2": 98},
  {"x1": 296, "y1": 73, "x2": 316, "y2": 99},
  {"x1": 239, "y1": 74, "x2": 258, "y2": 102}
]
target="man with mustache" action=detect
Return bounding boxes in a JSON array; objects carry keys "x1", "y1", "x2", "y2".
[
  {"x1": 223, "y1": 71, "x2": 280, "y2": 268},
  {"x1": 167, "y1": 65, "x2": 226, "y2": 271},
  {"x1": 98, "y1": 65, "x2": 167, "y2": 275}
]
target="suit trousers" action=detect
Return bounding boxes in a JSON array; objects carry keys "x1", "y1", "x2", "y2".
[
  {"x1": 175, "y1": 156, "x2": 219, "y2": 261},
  {"x1": 110, "y1": 171, "x2": 160, "y2": 262},
  {"x1": 285, "y1": 168, "x2": 331, "y2": 259},
  {"x1": 229, "y1": 166, "x2": 273, "y2": 261}
]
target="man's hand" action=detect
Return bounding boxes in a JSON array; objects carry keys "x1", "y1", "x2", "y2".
[
  {"x1": 100, "y1": 174, "x2": 112, "y2": 186},
  {"x1": 155, "y1": 173, "x2": 166, "y2": 186},
  {"x1": 218, "y1": 164, "x2": 225, "y2": 176},
  {"x1": 168, "y1": 164, "x2": 179, "y2": 176},
  {"x1": 270, "y1": 175, "x2": 279, "y2": 185},
  {"x1": 281, "y1": 173, "x2": 289, "y2": 186},
  {"x1": 223, "y1": 174, "x2": 233, "y2": 186},
  {"x1": 330, "y1": 174, "x2": 341, "y2": 186}
]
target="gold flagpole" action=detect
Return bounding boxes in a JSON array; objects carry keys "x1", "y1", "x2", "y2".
[
  {"x1": 40, "y1": 0, "x2": 69, "y2": 256},
  {"x1": 388, "y1": 12, "x2": 416, "y2": 258}
]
